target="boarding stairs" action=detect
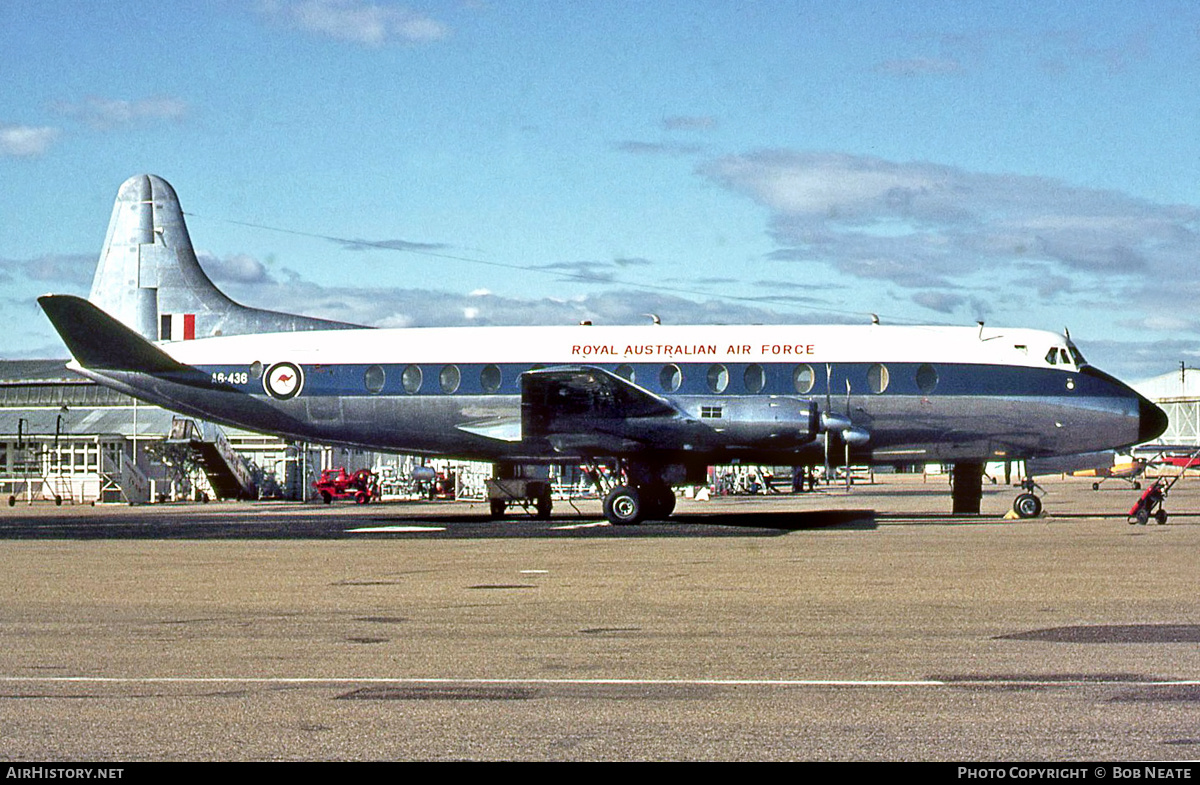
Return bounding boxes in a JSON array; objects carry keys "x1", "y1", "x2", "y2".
[{"x1": 166, "y1": 418, "x2": 257, "y2": 500}]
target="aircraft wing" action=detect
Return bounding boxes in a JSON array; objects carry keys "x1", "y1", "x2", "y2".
[{"x1": 520, "y1": 365, "x2": 684, "y2": 455}]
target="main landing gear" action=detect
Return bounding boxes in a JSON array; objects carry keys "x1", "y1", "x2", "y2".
[
  {"x1": 602, "y1": 482, "x2": 676, "y2": 525},
  {"x1": 589, "y1": 461, "x2": 682, "y2": 526}
]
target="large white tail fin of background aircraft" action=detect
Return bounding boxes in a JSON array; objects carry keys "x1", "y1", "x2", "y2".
[{"x1": 89, "y1": 174, "x2": 361, "y2": 341}]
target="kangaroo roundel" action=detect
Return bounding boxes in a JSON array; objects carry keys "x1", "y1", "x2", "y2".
[{"x1": 264, "y1": 362, "x2": 304, "y2": 400}]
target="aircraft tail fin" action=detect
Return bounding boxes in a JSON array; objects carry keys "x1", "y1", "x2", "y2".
[{"x1": 88, "y1": 174, "x2": 362, "y2": 341}]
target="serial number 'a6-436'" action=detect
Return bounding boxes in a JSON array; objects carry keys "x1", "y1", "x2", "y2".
[{"x1": 211, "y1": 371, "x2": 249, "y2": 385}]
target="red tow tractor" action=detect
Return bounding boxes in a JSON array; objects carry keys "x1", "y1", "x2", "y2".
[{"x1": 314, "y1": 467, "x2": 378, "y2": 504}]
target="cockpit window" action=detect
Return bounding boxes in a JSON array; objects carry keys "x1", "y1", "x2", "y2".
[
  {"x1": 1046, "y1": 346, "x2": 1079, "y2": 367},
  {"x1": 1068, "y1": 345, "x2": 1087, "y2": 366}
]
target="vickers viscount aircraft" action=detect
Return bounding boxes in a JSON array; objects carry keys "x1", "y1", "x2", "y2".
[{"x1": 38, "y1": 175, "x2": 1167, "y2": 524}]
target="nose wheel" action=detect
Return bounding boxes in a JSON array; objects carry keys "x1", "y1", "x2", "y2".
[{"x1": 1011, "y1": 478, "x2": 1044, "y2": 518}]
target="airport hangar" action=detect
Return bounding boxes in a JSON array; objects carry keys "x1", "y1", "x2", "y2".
[
  {"x1": 0, "y1": 358, "x2": 1193, "y2": 507},
  {"x1": 1135, "y1": 366, "x2": 1200, "y2": 450}
]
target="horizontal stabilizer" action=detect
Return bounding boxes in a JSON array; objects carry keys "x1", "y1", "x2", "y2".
[{"x1": 38, "y1": 294, "x2": 188, "y2": 374}]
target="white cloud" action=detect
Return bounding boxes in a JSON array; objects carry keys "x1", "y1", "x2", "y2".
[
  {"x1": 196, "y1": 252, "x2": 273, "y2": 285},
  {"x1": 50, "y1": 96, "x2": 187, "y2": 130},
  {"x1": 266, "y1": 0, "x2": 449, "y2": 46},
  {"x1": 703, "y1": 150, "x2": 1200, "y2": 304},
  {"x1": 0, "y1": 254, "x2": 93, "y2": 285},
  {"x1": 211, "y1": 271, "x2": 818, "y2": 332},
  {"x1": 911, "y1": 291, "x2": 964, "y2": 314},
  {"x1": 0, "y1": 125, "x2": 60, "y2": 157}
]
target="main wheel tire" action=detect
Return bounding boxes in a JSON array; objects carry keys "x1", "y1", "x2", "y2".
[
  {"x1": 642, "y1": 485, "x2": 675, "y2": 520},
  {"x1": 1013, "y1": 492, "x2": 1042, "y2": 518},
  {"x1": 535, "y1": 493, "x2": 552, "y2": 520},
  {"x1": 604, "y1": 485, "x2": 644, "y2": 525}
]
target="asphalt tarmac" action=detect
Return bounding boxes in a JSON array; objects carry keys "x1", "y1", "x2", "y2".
[{"x1": 0, "y1": 474, "x2": 1197, "y2": 761}]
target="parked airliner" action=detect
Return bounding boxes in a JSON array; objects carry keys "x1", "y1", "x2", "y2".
[{"x1": 39, "y1": 175, "x2": 1167, "y2": 524}]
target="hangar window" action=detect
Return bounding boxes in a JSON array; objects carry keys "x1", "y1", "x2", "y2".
[
  {"x1": 615, "y1": 364, "x2": 635, "y2": 383},
  {"x1": 439, "y1": 365, "x2": 461, "y2": 394},
  {"x1": 868, "y1": 363, "x2": 889, "y2": 394},
  {"x1": 793, "y1": 364, "x2": 815, "y2": 394},
  {"x1": 364, "y1": 365, "x2": 386, "y2": 394},
  {"x1": 916, "y1": 363, "x2": 938, "y2": 395},
  {"x1": 660, "y1": 364, "x2": 682, "y2": 393},
  {"x1": 480, "y1": 364, "x2": 503, "y2": 393},
  {"x1": 706, "y1": 364, "x2": 729, "y2": 393},
  {"x1": 401, "y1": 364, "x2": 422, "y2": 394},
  {"x1": 744, "y1": 363, "x2": 765, "y2": 394}
]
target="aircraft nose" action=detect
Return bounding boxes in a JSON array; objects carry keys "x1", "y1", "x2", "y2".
[{"x1": 1139, "y1": 396, "x2": 1168, "y2": 443}]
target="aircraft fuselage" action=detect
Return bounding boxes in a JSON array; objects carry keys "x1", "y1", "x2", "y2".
[{"x1": 72, "y1": 322, "x2": 1162, "y2": 467}]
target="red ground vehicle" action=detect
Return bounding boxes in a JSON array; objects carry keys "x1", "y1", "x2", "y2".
[
  {"x1": 314, "y1": 467, "x2": 377, "y2": 504},
  {"x1": 1128, "y1": 478, "x2": 1168, "y2": 525}
]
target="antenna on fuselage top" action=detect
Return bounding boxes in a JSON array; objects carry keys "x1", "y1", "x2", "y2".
[{"x1": 645, "y1": 313, "x2": 661, "y2": 325}]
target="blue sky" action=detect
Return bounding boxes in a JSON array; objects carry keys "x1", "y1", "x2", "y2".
[{"x1": 2, "y1": 0, "x2": 1199, "y2": 381}]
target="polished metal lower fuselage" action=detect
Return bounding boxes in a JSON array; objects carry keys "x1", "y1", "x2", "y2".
[{"x1": 81, "y1": 360, "x2": 1163, "y2": 467}]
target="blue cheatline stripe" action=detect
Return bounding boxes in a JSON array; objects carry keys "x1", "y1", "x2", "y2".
[{"x1": 198, "y1": 361, "x2": 1109, "y2": 399}]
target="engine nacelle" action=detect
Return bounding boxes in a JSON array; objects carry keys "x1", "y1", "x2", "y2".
[{"x1": 690, "y1": 396, "x2": 818, "y2": 448}]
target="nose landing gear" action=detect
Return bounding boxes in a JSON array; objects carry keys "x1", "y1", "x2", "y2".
[{"x1": 1010, "y1": 478, "x2": 1044, "y2": 519}]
